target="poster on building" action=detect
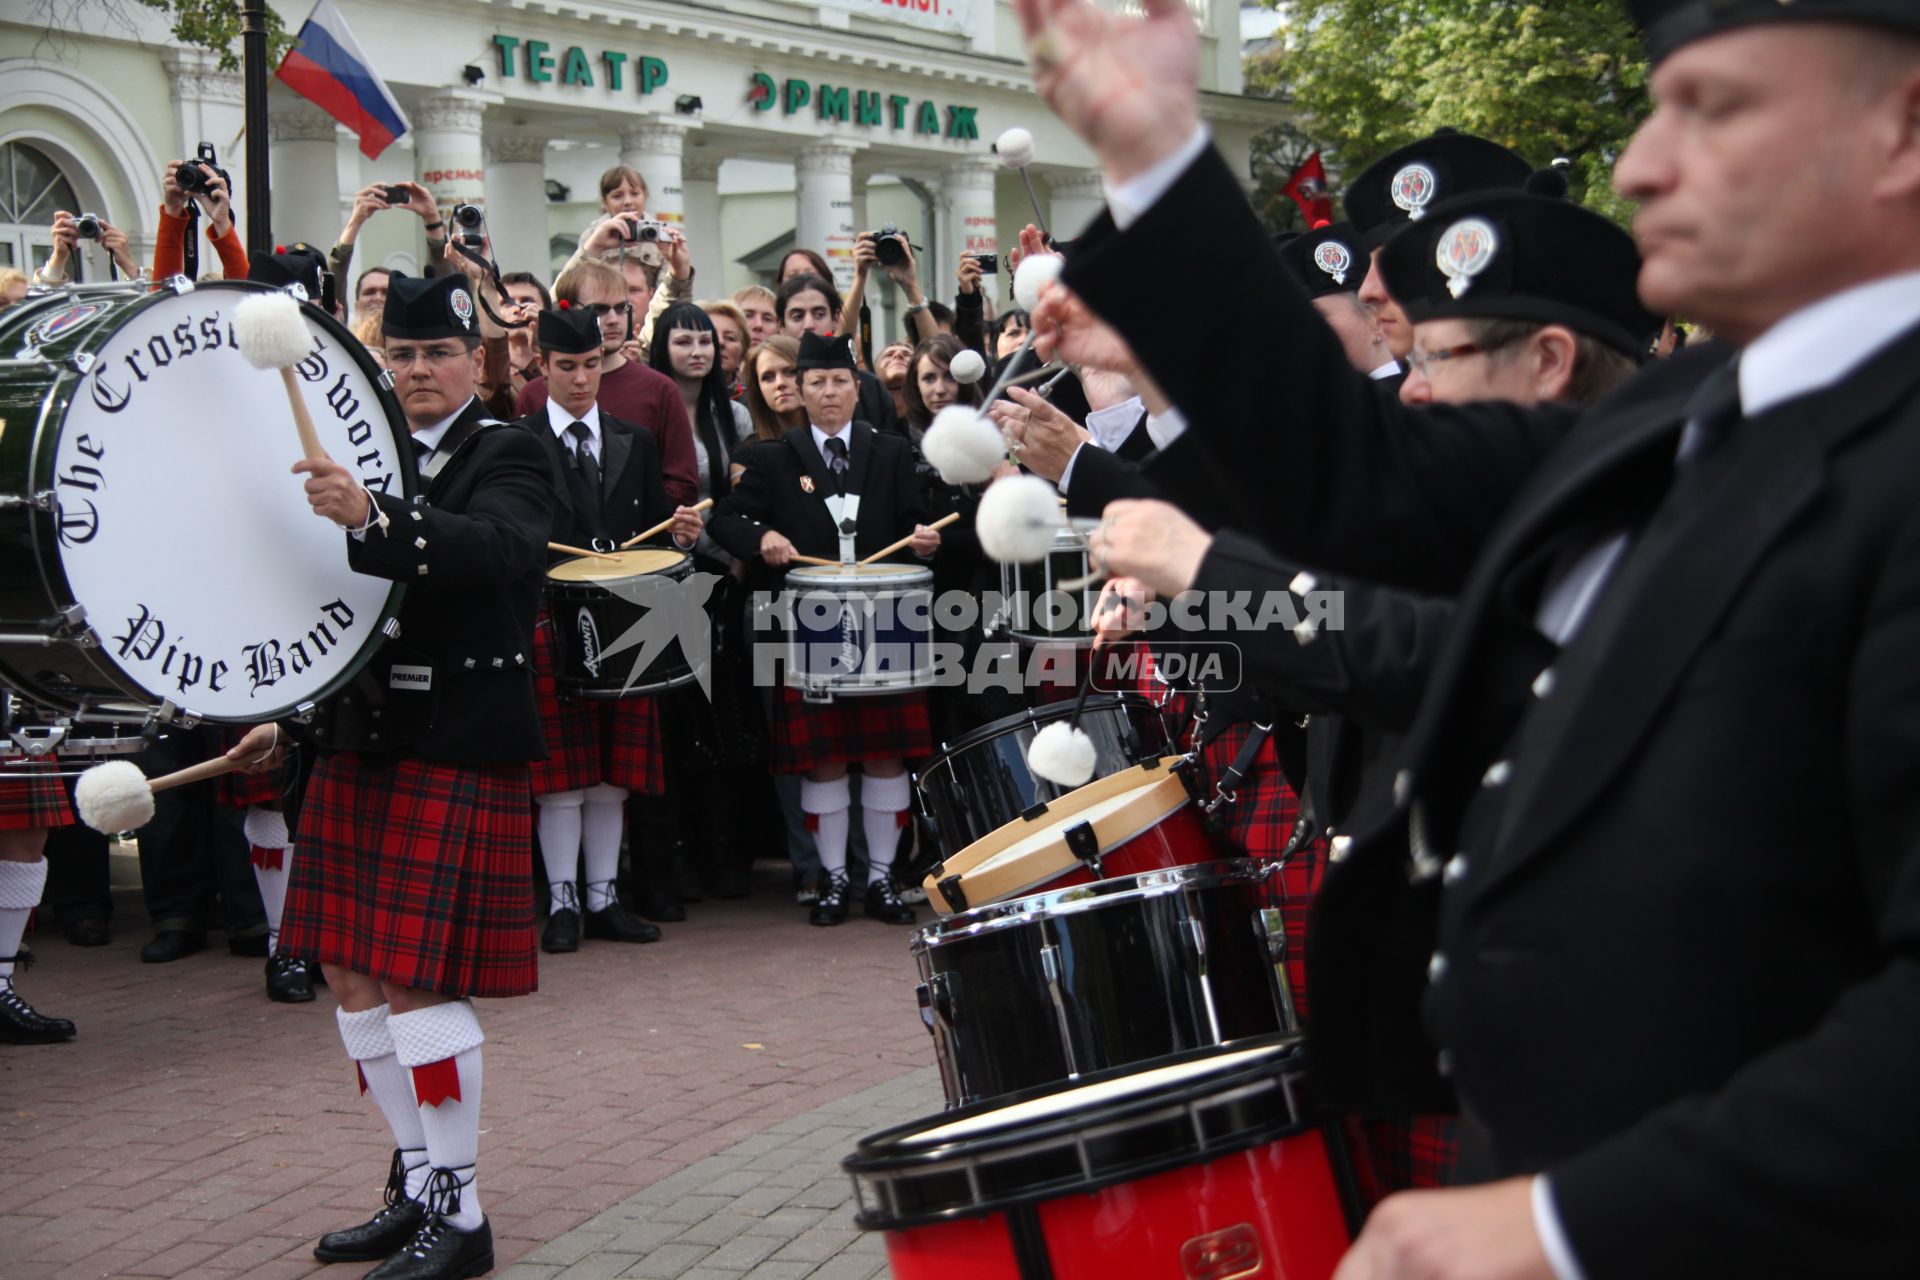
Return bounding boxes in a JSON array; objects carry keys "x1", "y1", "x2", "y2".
[{"x1": 817, "y1": 0, "x2": 976, "y2": 38}]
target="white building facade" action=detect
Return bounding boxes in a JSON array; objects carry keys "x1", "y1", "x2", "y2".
[{"x1": 3, "y1": 0, "x2": 1282, "y2": 340}]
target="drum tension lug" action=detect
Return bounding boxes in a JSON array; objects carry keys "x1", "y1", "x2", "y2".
[
  {"x1": 1019, "y1": 798, "x2": 1050, "y2": 823},
  {"x1": 153, "y1": 700, "x2": 201, "y2": 729},
  {"x1": 66, "y1": 352, "x2": 96, "y2": 375},
  {"x1": 291, "y1": 701, "x2": 318, "y2": 726},
  {"x1": 165, "y1": 274, "x2": 195, "y2": 295},
  {"x1": 936, "y1": 875, "x2": 968, "y2": 914},
  {"x1": 382, "y1": 617, "x2": 402, "y2": 640},
  {"x1": 1064, "y1": 821, "x2": 1103, "y2": 876}
]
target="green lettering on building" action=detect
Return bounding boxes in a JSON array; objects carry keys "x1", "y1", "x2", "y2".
[
  {"x1": 750, "y1": 72, "x2": 777, "y2": 112},
  {"x1": 526, "y1": 39, "x2": 554, "y2": 84},
  {"x1": 603, "y1": 51, "x2": 628, "y2": 91},
  {"x1": 563, "y1": 46, "x2": 593, "y2": 87},
  {"x1": 946, "y1": 105, "x2": 978, "y2": 140},
  {"x1": 818, "y1": 85, "x2": 850, "y2": 123},
  {"x1": 785, "y1": 79, "x2": 811, "y2": 115},
  {"x1": 492, "y1": 34, "x2": 519, "y2": 78},
  {"x1": 639, "y1": 56, "x2": 668, "y2": 94},
  {"x1": 889, "y1": 94, "x2": 910, "y2": 129},
  {"x1": 916, "y1": 101, "x2": 940, "y2": 134},
  {"x1": 857, "y1": 90, "x2": 883, "y2": 127}
]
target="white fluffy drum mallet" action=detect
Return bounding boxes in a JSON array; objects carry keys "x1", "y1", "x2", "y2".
[
  {"x1": 1028, "y1": 720, "x2": 1097, "y2": 787},
  {"x1": 994, "y1": 127, "x2": 1052, "y2": 239},
  {"x1": 74, "y1": 753, "x2": 251, "y2": 835},
  {"x1": 949, "y1": 348, "x2": 987, "y2": 385},
  {"x1": 923, "y1": 405, "x2": 1008, "y2": 485},
  {"x1": 235, "y1": 291, "x2": 327, "y2": 460},
  {"x1": 1014, "y1": 254, "x2": 1065, "y2": 313},
  {"x1": 977, "y1": 472, "x2": 1062, "y2": 564}
]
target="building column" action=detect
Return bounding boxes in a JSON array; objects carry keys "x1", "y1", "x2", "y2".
[
  {"x1": 681, "y1": 153, "x2": 723, "y2": 290},
  {"x1": 619, "y1": 118, "x2": 691, "y2": 225},
  {"x1": 945, "y1": 157, "x2": 998, "y2": 284},
  {"x1": 414, "y1": 91, "x2": 489, "y2": 225},
  {"x1": 162, "y1": 50, "x2": 247, "y2": 252},
  {"x1": 795, "y1": 141, "x2": 861, "y2": 294},
  {"x1": 1046, "y1": 169, "x2": 1107, "y2": 240},
  {"x1": 267, "y1": 97, "x2": 342, "y2": 253},
  {"x1": 484, "y1": 131, "x2": 549, "y2": 275}
]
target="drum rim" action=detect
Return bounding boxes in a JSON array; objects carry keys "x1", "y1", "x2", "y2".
[
  {"x1": 919, "y1": 692, "x2": 1164, "y2": 769},
  {"x1": 1, "y1": 280, "x2": 414, "y2": 723},
  {"x1": 912, "y1": 858, "x2": 1273, "y2": 949},
  {"x1": 544, "y1": 548, "x2": 693, "y2": 583},
  {"x1": 841, "y1": 1035, "x2": 1316, "y2": 1229},
  {"x1": 784, "y1": 563, "x2": 934, "y2": 586}
]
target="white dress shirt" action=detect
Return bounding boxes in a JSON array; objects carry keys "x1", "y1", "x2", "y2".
[
  {"x1": 811, "y1": 421, "x2": 851, "y2": 466},
  {"x1": 545, "y1": 398, "x2": 603, "y2": 462},
  {"x1": 1369, "y1": 359, "x2": 1404, "y2": 381}
]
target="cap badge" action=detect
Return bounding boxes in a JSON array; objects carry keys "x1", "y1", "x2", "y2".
[
  {"x1": 1313, "y1": 240, "x2": 1353, "y2": 285},
  {"x1": 451, "y1": 287, "x2": 474, "y2": 331},
  {"x1": 1391, "y1": 163, "x2": 1438, "y2": 220},
  {"x1": 800, "y1": 475, "x2": 816, "y2": 494},
  {"x1": 1436, "y1": 218, "x2": 1499, "y2": 299}
]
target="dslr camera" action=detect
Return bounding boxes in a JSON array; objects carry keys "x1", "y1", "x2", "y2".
[
  {"x1": 74, "y1": 213, "x2": 104, "y2": 241},
  {"x1": 174, "y1": 142, "x2": 231, "y2": 197},
  {"x1": 869, "y1": 225, "x2": 910, "y2": 267}
]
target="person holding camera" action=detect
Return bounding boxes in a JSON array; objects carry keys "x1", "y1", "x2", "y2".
[
  {"x1": 33, "y1": 210, "x2": 142, "y2": 287},
  {"x1": 845, "y1": 228, "x2": 940, "y2": 348},
  {"x1": 330, "y1": 181, "x2": 450, "y2": 318},
  {"x1": 151, "y1": 152, "x2": 247, "y2": 281}
]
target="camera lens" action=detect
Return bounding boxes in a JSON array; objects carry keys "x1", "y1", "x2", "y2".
[
  {"x1": 175, "y1": 163, "x2": 204, "y2": 192},
  {"x1": 638, "y1": 224, "x2": 660, "y2": 243},
  {"x1": 76, "y1": 215, "x2": 101, "y2": 240},
  {"x1": 876, "y1": 236, "x2": 905, "y2": 267},
  {"x1": 452, "y1": 203, "x2": 484, "y2": 229}
]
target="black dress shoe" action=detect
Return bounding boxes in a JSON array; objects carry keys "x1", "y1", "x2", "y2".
[
  {"x1": 140, "y1": 929, "x2": 205, "y2": 964},
  {"x1": 808, "y1": 872, "x2": 851, "y2": 927},
  {"x1": 632, "y1": 882, "x2": 685, "y2": 923},
  {"x1": 540, "y1": 908, "x2": 579, "y2": 954},
  {"x1": 0, "y1": 981, "x2": 76, "y2": 1044},
  {"x1": 864, "y1": 878, "x2": 918, "y2": 925},
  {"x1": 314, "y1": 1150, "x2": 427, "y2": 1262},
  {"x1": 64, "y1": 916, "x2": 109, "y2": 948},
  {"x1": 228, "y1": 932, "x2": 270, "y2": 958},
  {"x1": 582, "y1": 900, "x2": 661, "y2": 943},
  {"x1": 266, "y1": 952, "x2": 316, "y2": 1003},
  {"x1": 365, "y1": 1215, "x2": 494, "y2": 1280}
]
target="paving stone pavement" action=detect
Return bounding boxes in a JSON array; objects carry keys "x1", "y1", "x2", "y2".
[
  {"x1": 497, "y1": 1067, "x2": 943, "y2": 1280},
  {"x1": 0, "y1": 863, "x2": 940, "y2": 1280}
]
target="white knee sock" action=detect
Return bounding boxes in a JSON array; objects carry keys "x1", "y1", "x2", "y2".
[
  {"x1": 861, "y1": 773, "x2": 912, "y2": 887},
  {"x1": 243, "y1": 806, "x2": 294, "y2": 954},
  {"x1": 388, "y1": 1002, "x2": 486, "y2": 1231},
  {"x1": 581, "y1": 783, "x2": 628, "y2": 911},
  {"x1": 800, "y1": 777, "x2": 852, "y2": 882},
  {"x1": 336, "y1": 1004, "x2": 430, "y2": 1201},
  {"x1": 0, "y1": 858, "x2": 46, "y2": 990},
  {"x1": 535, "y1": 790, "x2": 585, "y2": 914}
]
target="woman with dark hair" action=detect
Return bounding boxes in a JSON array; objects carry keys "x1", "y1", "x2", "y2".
[
  {"x1": 903, "y1": 334, "x2": 982, "y2": 434},
  {"x1": 632, "y1": 303, "x2": 762, "y2": 907},
  {"x1": 777, "y1": 248, "x2": 833, "y2": 286},
  {"x1": 988, "y1": 308, "x2": 1032, "y2": 363},
  {"x1": 742, "y1": 337, "x2": 806, "y2": 446}
]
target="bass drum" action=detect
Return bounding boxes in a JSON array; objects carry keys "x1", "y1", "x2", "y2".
[{"x1": 0, "y1": 280, "x2": 411, "y2": 724}]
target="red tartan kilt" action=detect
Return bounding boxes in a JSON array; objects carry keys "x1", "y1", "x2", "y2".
[
  {"x1": 1341, "y1": 1113, "x2": 1461, "y2": 1207},
  {"x1": 0, "y1": 763, "x2": 75, "y2": 831},
  {"x1": 770, "y1": 686, "x2": 932, "y2": 774},
  {"x1": 214, "y1": 727, "x2": 282, "y2": 807},
  {"x1": 281, "y1": 752, "x2": 537, "y2": 998},
  {"x1": 529, "y1": 614, "x2": 666, "y2": 796}
]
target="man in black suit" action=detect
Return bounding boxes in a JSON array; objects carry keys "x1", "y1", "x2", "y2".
[
  {"x1": 235, "y1": 272, "x2": 555, "y2": 1279},
  {"x1": 1016, "y1": 0, "x2": 1920, "y2": 1274},
  {"x1": 709, "y1": 332, "x2": 940, "y2": 926},
  {"x1": 517, "y1": 303, "x2": 702, "y2": 953}
]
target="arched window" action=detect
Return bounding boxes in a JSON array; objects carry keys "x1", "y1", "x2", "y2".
[{"x1": 0, "y1": 141, "x2": 80, "y2": 272}]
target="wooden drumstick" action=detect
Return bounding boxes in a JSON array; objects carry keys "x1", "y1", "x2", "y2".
[
  {"x1": 148, "y1": 754, "x2": 247, "y2": 794},
  {"x1": 857, "y1": 511, "x2": 960, "y2": 566},
  {"x1": 787, "y1": 553, "x2": 841, "y2": 567},
  {"x1": 549, "y1": 541, "x2": 619, "y2": 561},
  {"x1": 620, "y1": 498, "x2": 713, "y2": 550}
]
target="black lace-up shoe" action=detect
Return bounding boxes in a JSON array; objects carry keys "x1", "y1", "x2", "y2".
[
  {"x1": 808, "y1": 872, "x2": 851, "y2": 927},
  {"x1": 314, "y1": 1149, "x2": 428, "y2": 1263},
  {"x1": 366, "y1": 1168, "x2": 492, "y2": 1280},
  {"x1": 541, "y1": 883, "x2": 581, "y2": 954},
  {"x1": 582, "y1": 898, "x2": 661, "y2": 943},
  {"x1": 863, "y1": 878, "x2": 918, "y2": 925},
  {"x1": 0, "y1": 979, "x2": 76, "y2": 1044},
  {"x1": 265, "y1": 952, "x2": 316, "y2": 1003}
]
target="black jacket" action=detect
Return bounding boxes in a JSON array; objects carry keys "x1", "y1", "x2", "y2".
[
  {"x1": 518, "y1": 408, "x2": 674, "y2": 555},
  {"x1": 1068, "y1": 144, "x2": 1920, "y2": 1276},
  {"x1": 708, "y1": 422, "x2": 928, "y2": 596},
  {"x1": 312, "y1": 397, "x2": 555, "y2": 764}
]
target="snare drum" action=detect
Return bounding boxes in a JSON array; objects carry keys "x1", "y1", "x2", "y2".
[
  {"x1": 783, "y1": 563, "x2": 933, "y2": 700},
  {"x1": 915, "y1": 695, "x2": 1174, "y2": 862},
  {"x1": 844, "y1": 1036, "x2": 1352, "y2": 1280},
  {"x1": 922, "y1": 758, "x2": 1221, "y2": 915},
  {"x1": 997, "y1": 523, "x2": 1098, "y2": 648},
  {"x1": 913, "y1": 860, "x2": 1299, "y2": 1105},
  {"x1": 0, "y1": 280, "x2": 409, "y2": 723},
  {"x1": 543, "y1": 549, "x2": 699, "y2": 698}
]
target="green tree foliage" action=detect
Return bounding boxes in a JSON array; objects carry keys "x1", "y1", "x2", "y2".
[
  {"x1": 1247, "y1": 0, "x2": 1649, "y2": 227},
  {"x1": 133, "y1": 0, "x2": 291, "y2": 71}
]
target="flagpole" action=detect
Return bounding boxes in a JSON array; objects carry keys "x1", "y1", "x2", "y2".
[{"x1": 241, "y1": 0, "x2": 273, "y2": 259}]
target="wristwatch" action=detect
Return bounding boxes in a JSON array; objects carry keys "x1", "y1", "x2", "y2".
[{"x1": 904, "y1": 301, "x2": 931, "y2": 316}]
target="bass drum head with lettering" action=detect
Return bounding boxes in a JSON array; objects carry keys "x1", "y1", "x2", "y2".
[{"x1": 0, "y1": 280, "x2": 411, "y2": 721}]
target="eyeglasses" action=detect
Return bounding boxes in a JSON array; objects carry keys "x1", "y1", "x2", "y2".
[
  {"x1": 384, "y1": 346, "x2": 471, "y2": 367},
  {"x1": 1405, "y1": 333, "x2": 1523, "y2": 377}
]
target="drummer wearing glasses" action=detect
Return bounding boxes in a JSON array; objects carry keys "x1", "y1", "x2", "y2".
[{"x1": 709, "y1": 332, "x2": 941, "y2": 927}]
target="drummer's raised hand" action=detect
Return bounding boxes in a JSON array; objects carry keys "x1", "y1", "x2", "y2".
[
  {"x1": 759, "y1": 529, "x2": 795, "y2": 567},
  {"x1": 1088, "y1": 499, "x2": 1209, "y2": 598},
  {"x1": 1012, "y1": 0, "x2": 1200, "y2": 186},
  {"x1": 669, "y1": 505, "x2": 704, "y2": 548},
  {"x1": 226, "y1": 723, "x2": 289, "y2": 774},
  {"x1": 293, "y1": 456, "x2": 373, "y2": 529},
  {"x1": 1091, "y1": 576, "x2": 1153, "y2": 649},
  {"x1": 909, "y1": 524, "x2": 942, "y2": 558}
]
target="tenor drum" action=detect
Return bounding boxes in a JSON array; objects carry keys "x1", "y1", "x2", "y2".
[
  {"x1": 0, "y1": 280, "x2": 409, "y2": 723},
  {"x1": 782, "y1": 563, "x2": 933, "y2": 700},
  {"x1": 543, "y1": 549, "x2": 699, "y2": 698},
  {"x1": 913, "y1": 861, "x2": 1299, "y2": 1106},
  {"x1": 996, "y1": 523, "x2": 1098, "y2": 648},
  {"x1": 915, "y1": 695, "x2": 1174, "y2": 862},
  {"x1": 844, "y1": 1036, "x2": 1352, "y2": 1280},
  {"x1": 922, "y1": 758, "x2": 1221, "y2": 915}
]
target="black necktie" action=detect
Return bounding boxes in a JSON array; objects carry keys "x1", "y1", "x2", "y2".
[
  {"x1": 569, "y1": 422, "x2": 604, "y2": 524},
  {"x1": 824, "y1": 435, "x2": 849, "y2": 494},
  {"x1": 413, "y1": 437, "x2": 432, "y2": 473},
  {"x1": 1676, "y1": 361, "x2": 1742, "y2": 466}
]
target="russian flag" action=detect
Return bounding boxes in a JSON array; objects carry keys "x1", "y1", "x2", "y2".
[{"x1": 275, "y1": 0, "x2": 410, "y2": 160}]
